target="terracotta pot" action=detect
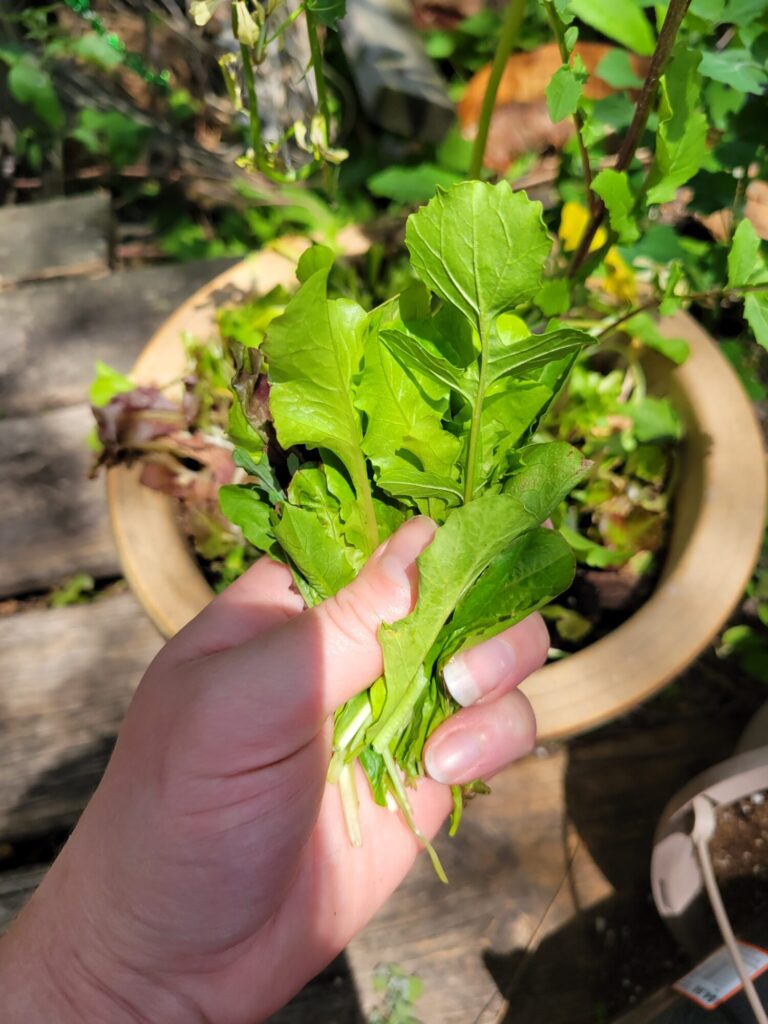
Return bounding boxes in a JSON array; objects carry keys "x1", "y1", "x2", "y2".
[{"x1": 107, "y1": 251, "x2": 767, "y2": 740}]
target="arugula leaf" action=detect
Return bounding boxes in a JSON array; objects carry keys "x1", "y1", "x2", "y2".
[
  {"x1": 376, "y1": 462, "x2": 464, "y2": 506},
  {"x1": 368, "y1": 442, "x2": 587, "y2": 754},
  {"x1": 487, "y1": 327, "x2": 592, "y2": 384},
  {"x1": 478, "y1": 380, "x2": 554, "y2": 486},
  {"x1": 378, "y1": 326, "x2": 475, "y2": 400},
  {"x1": 405, "y1": 180, "x2": 551, "y2": 332},
  {"x1": 438, "y1": 528, "x2": 575, "y2": 659},
  {"x1": 264, "y1": 268, "x2": 379, "y2": 552}
]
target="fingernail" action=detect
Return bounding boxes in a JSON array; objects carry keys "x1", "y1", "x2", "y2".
[
  {"x1": 379, "y1": 517, "x2": 437, "y2": 589},
  {"x1": 425, "y1": 730, "x2": 484, "y2": 785},
  {"x1": 443, "y1": 633, "x2": 518, "y2": 707}
]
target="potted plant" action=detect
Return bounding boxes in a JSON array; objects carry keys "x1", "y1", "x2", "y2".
[{"x1": 93, "y1": 0, "x2": 765, "y2": 850}]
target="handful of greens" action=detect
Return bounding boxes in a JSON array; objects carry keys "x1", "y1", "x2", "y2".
[{"x1": 220, "y1": 181, "x2": 591, "y2": 877}]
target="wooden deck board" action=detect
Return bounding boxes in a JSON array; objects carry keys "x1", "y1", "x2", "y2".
[
  {"x1": 0, "y1": 258, "x2": 235, "y2": 418},
  {"x1": 0, "y1": 591, "x2": 162, "y2": 841},
  {"x1": 0, "y1": 193, "x2": 111, "y2": 287},
  {"x1": 0, "y1": 404, "x2": 119, "y2": 597}
]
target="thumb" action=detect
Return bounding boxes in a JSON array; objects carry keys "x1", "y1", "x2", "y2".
[{"x1": 189, "y1": 516, "x2": 437, "y2": 761}]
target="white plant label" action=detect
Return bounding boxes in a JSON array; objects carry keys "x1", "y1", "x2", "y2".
[{"x1": 673, "y1": 942, "x2": 768, "y2": 1010}]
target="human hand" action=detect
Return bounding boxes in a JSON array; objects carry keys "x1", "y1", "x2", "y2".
[{"x1": 0, "y1": 517, "x2": 548, "y2": 1024}]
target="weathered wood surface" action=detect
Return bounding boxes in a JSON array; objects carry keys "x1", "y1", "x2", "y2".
[
  {"x1": 340, "y1": 749, "x2": 579, "y2": 1024},
  {"x1": 0, "y1": 592, "x2": 162, "y2": 841},
  {"x1": 0, "y1": 404, "x2": 119, "y2": 597},
  {"x1": 0, "y1": 257, "x2": 234, "y2": 418},
  {"x1": 0, "y1": 193, "x2": 111, "y2": 287}
]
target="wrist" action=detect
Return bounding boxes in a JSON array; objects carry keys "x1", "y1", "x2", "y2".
[{"x1": 0, "y1": 852, "x2": 201, "y2": 1024}]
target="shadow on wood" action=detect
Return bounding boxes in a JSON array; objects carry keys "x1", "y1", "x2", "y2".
[{"x1": 478, "y1": 659, "x2": 767, "y2": 1024}]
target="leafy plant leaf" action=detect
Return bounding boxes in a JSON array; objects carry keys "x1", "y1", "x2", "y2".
[
  {"x1": 356, "y1": 308, "x2": 461, "y2": 493},
  {"x1": 8, "y1": 56, "x2": 64, "y2": 130},
  {"x1": 646, "y1": 48, "x2": 708, "y2": 205},
  {"x1": 438, "y1": 528, "x2": 575, "y2": 659},
  {"x1": 591, "y1": 169, "x2": 640, "y2": 243},
  {"x1": 376, "y1": 462, "x2": 464, "y2": 505},
  {"x1": 379, "y1": 327, "x2": 475, "y2": 400},
  {"x1": 546, "y1": 61, "x2": 587, "y2": 123},
  {"x1": 404, "y1": 181, "x2": 551, "y2": 333},
  {"x1": 219, "y1": 485, "x2": 276, "y2": 553},
  {"x1": 699, "y1": 48, "x2": 768, "y2": 95},
  {"x1": 630, "y1": 397, "x2": 683, "y2": 443},
  {"x1": 89, "y1": 361, "x2": 134, "y2": 407},
  {"x1": 487, "y1": 328, "x2": 592, "y2": 384},
  {"x1": 728, "y1": 219, "x2": 766, "y2": 287},
  {"x1": 274, "y1": 504, "x2": 357, "y2": 598},
  {"x1": 264, "y1": 268, "x2": 378, "y2": 551},
  {"x1": 624, "y1": 313, "x2": 689, "y2": 365},
  {"x1": 568, "y1": 0, "x2": 655, "y2": 55},
  {"x1": 306, "y1": 0, "x2": 346, "y2": 28},
  {"x1": 744, "y1": 293, "x2": 768, "y2": 351},
  {"x1": 367, "y1": 163, "x2": 463, "y2": 204},
  {"x1": 595, "y1": 49, "x2": 643, "y2": 88},
  {"x1": 368, "y1": 443, "x2": 587, "y2": 754}
]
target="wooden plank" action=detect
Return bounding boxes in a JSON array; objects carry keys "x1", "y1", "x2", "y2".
[
  {"x1": 0, "y1": 258, "x2": 235, "y2": 418},
  {"x1": 0, "y1": 591, "x2": 162, "y2": 841},
  {"x1": 0, "y1": 867, "x2": 48, "y2": 935},
  {"x1": 343, "y1": 749, "x2": 573, "y2": 1023},
  {"x1": 0, "y1": 403, "x2": 119, "y2": 598},
  {"x1": 0, "y1": 193, "x2": 111, "y2": 288}
]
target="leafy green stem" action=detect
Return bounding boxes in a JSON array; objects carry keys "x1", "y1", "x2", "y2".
[
  {"x1": 266, "y1": 1, "x2": 307, "y2": 45},
  {"x1": 305, "y1": 9, "x2": 331, "y2": 139},
  {"x1": 567, "y1": 0, "x2": 693, "y2": 277},
  {"x1": 339, "y1": 762, "x2": 362, "y2": 847},
  {"x1": 542, "y1": 0, "x2": 593, "y2": 201},
  {"x1": 463, "y1": 318, "x2": 490, "y2": 502},
  {"x1": 467, "y1": 0, "x2": 526, "y2": 180},
  {"x1": 595, "y1": 281, "x2": 768, "y2": 339},
  {"x1": 382, "y1": 749, "x2": 448, "y2": 884},
  {"x1": 239, "y1": 42, "x2": 262, "y2": 160}
]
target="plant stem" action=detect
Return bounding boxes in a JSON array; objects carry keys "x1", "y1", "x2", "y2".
[
  {"x1": 463, "y1": 318, "x2": 489, "y2": 502},
  {"x1": 239, "y1": 42, "x2": 262, "y2": 159},
  {"x1": 339, "y1": 762, "x2": 362, "y2": 847},
  {"x1": 382, "y1": 750, "x2": 448, "y2": 884},
  {"x1": 467, "y1": 0, "x2": 526, "y2": 180},
  {"x1": 595, "y1": 281, "x2": 768, "y2": 339},
  {"x1": 266, "y1": 1, "x2": 306, "y2": 45},
  {"x1": 305, "y1": 8, "x2": 330, "y2": 138},
  {"x1": 543, "y1": 0, "x2": 593, "y2": 202},
  {"x1": 567, "y1": 0, "x2": 693, "y2": 277}
]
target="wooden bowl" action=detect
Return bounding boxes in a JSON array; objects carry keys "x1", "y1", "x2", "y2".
[{"x1": 107, "y1": 255, "x2": 767, "y2": 740}]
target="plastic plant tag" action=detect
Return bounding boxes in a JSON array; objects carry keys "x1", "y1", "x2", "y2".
[{"x1": 673, "y1": 943, "x2": 768, "y2": 1010}]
